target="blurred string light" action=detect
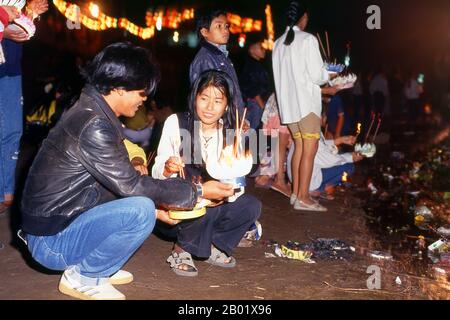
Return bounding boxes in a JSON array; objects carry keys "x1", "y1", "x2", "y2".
[
  {"x1": 238, "y1": 33, "x2": 246, "y2": 48},
  {"x1": 53, "y1": 0, "x2": 275, "y2": 47},
  {"x1": 173, "y1": 30, "x2": 179, "y2": 43},
  {"x1": 262, "y1": 5, "x2": 275, "y2": 50}
]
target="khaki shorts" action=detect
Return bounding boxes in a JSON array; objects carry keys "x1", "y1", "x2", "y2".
[{"x1": 288, "y1": 113, "x2": 321, "y2": 140}]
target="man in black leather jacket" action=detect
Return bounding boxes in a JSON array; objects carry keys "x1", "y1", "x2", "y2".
[{"x1": 20, "y1": 42, "x2": 234, "y2": 300}]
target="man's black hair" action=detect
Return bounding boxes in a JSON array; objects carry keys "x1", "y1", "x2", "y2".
[
  {"x1": 82, "y1": 42, "x2": 160, "y2": 96},
  {"x1": 196, "y1": 9, "x2": 227, "y2": 39}
]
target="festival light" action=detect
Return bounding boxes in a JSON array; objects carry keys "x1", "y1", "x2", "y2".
[
  {"x1": 238, "y1": 33, "x2": 246, "y2": 48},
  {"x1": 89, "y1": 3, "x2": 99, "y2": 19},
  {"x1": 263, "y1": 5, "x2": 275, "y2": 50},
  {"x1": 52, "y1": 1, "x2": 275, "y2": 44},
  {"x1": 173, "y1": 30, "x2": 179, "y2": 43}
]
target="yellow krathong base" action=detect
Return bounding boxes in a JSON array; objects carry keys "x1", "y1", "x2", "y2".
[{"x1": 169, "y1": 206, "x2": 206, "y2": 220}]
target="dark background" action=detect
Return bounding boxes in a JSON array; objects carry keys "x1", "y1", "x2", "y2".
[{"x1": 23, "y1": 0, "x2": 450, "y2": 110}]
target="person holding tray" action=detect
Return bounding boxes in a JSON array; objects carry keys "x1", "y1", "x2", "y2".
[{"x1": 152, "y1": 70, "x2": 261, "y2": 277}]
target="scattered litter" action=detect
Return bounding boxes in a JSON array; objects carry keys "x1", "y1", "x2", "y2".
[
  {"x1": 209, "y1": 285, "x2": 220, "y2": 288},
  {"x1": 264, "y1": 252, "x2": 277, "y2": 258},
  {"x1": 254, "y1": 296, "x2": 265, "y2": 300},
  {"x1": 300, "y1": 238, "x2": 356, "y2": 261},
  {"x1": 395, "y1": 276, "x2": 402, "y2": 285},
  {"x1": 256, "y1": 287, "x2": 266, "y2": 291},
  {"x1": 428, "y1": 239, "x2": 446, "y2": 252},
  {"x1": 367, "y1": 251, "x2": 394, "y2": 261},
  {"x1": 437, "y1": 227, "x2": 450, "y2": 238}
]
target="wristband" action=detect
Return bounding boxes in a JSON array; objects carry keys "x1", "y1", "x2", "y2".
[{"x1": 194, "y1": 183, "x2": 203, "y2": 199}]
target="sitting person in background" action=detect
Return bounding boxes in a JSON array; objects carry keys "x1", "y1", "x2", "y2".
[
  {"x1": 287, "y1": 134, "x2": 363, "y2": 200},
  {"x1": 325, "y1": 92, "x2": 350, "y2": 139},
  {"x1": 122, "y1": 103, "x2": 155, "y2": 150},
  {"x1": 255, "y1": 93, "x2": 292, "y2": 198}
]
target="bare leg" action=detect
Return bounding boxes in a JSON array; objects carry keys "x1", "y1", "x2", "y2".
[
  {"x1": 291, "y1": 138, "x2": 303, "y2": 198},
  {"x1": 272, "y1": 133, "x2": 291, "y2": 195},
  {"x1": 298, "y1": 138, "x2": 319, "y2": 205}
]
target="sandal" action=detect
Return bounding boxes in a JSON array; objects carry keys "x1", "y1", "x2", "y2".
[
  {"x1": 206, "y1": 246, "x2": 236, "y2": 268},
  {"x1": 166, "y1": 251, "x2": 198, "y2": 277},
  {"x1": 270, "y1": 182, "x2": 291, "y2": 198},
  {"x1": 293, "y1": 199, "x2": 328, "y2": 212}
]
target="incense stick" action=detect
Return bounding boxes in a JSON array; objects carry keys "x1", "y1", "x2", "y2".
[
  {"x1": 372, "y1": 117, "x2": 382, "y2": 143},
  {"x1": 317, "y1": 33, "x2": 329, "y2": 61},
  {"x1": 146, "y1": 150, "x2": 156, "y2": 168},
  {"x1": 325, "y1": 31, "x2": 331, "y2": 61},
  {"x1": 365, "y1": 113, "x2": 376, "y2": 143},
  {"x1": 238, "y1": 108, "x2": 248, "y2": 156}
]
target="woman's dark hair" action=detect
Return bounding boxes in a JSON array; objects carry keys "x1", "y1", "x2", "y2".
[
  {"x1": 82, "y1": 42, "x2": 160, "y2": 96},
  {"x1": 284, "y1": 1, "x2": 308, "y2": 46},
  {"x1": 186, "y1": 70, "x2": 236, "y2": 166},
  {"x1": 196, "y1": 9, "x2": 227, "y2": 39}
]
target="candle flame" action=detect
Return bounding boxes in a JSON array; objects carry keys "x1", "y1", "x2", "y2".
[
  {"x1": 342, "y1": 172, "x2": 348, "y2": 182},
  {"x1": 357, "y1": 123, "x2": 361, "y2": 134}
]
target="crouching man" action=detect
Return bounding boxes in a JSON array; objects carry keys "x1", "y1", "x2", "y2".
[{"x1": 20, "y1": 42, "x2": 234, "y2": 300}]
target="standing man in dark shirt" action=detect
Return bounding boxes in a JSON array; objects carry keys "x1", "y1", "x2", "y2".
[{"x1": 239, "y1": 36, "x2": 271, "y2": 129}]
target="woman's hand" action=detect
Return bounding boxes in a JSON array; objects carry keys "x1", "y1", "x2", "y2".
[
  {"x1": 352, "y1": 152, "x2": 364, "y2": 162},
  {"x1": 3, "y1": 27, "x2": 29, "y2": 42},
  {"x1": 201, "y1": 181, "x2": 234, "y2": 200},
  {"x1": 336, "y1": 135, "x2": 357, "y2": 146},
  {"x1": 2, "y1": 6, "x2": 20, "y2": 21},
  {"x1": 321, "y1": 85, "x2": 341, "y2": 96},
  {"x1": 131, "y1": 157, "x2": 148, "y2": 176},
  {"x1": 26, "y1": 0, "x2": 49, "y2": 18},
  {"x1": 163, "y1": 156, "x2": 184, "y2": 178},
  {"x1": 156, "y1": 209, "x2": 181, "y2": 226}
]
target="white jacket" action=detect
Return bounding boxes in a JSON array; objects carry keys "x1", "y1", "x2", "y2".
[{"x1": 272, "y1": 26, "x2": 329, "y2": 124}]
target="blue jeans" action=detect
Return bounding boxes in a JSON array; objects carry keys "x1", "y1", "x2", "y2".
[
  {"x1": 0, "y1": 75, "x2": 22, "y2": 201},
  {"x1": 318, "y1": 163, "x2": 355, "y2": 192},
  {"x1": 246, "y1": 99, "x2": 264, "y2": 130},
  {"x1": 26, "y1": 197, "x2": 156, "y2": 279}
]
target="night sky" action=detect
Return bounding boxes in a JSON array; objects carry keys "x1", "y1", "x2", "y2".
[
  {"x1": 70, "y1": 0, "x2": 449, "y2": 70},
  {"x1": 24, "y1": 0, "x2": 449, "y2": 108}
]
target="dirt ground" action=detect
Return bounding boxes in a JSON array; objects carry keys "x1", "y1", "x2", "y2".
[{"x1": 0, "y1": 179, "x2": 429, "y2": 300}]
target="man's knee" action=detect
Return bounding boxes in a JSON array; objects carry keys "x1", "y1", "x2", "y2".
[{"x1": 129, "y1": 197, "x2": 156, "y2": 229}]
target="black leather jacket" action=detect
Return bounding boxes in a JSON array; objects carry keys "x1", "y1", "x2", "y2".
[{"x1": 21, "y1": 85, "x2": 197, "y2": 236}]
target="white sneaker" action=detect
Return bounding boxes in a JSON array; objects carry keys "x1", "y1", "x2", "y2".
[
  {"x1": 58, "y1": 267, "x2": 126, "y2": 300},
  {"x1": 290, "y1": 194, "x2": 298, "y2": 206},
  {"x1": 109, "y1": 270, "x2": 133, "y2": 285}
]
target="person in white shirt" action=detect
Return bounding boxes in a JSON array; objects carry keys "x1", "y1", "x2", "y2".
[
  {"x1": 403, "y1": 72, "x2": 424, "y2": 122},
  {"x1": 287, "y1": 134, "x2": 364, "y2": 198},
  {"x1": 369, "y1": 69, "x2": 390, "y2": 115},
  {"x1": 152, "y1": 70, "x2": 261, "y2": 277},
  {"x1": 272, "y1": 1, "x2": 330, "y2": 212}
]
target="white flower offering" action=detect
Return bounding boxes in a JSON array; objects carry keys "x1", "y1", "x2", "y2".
[
  {"x1": 355, "y1": 143, "x2": 377, "y2": 158},
  {"x1": 330, "y1": 73, "x2": 358, "y2": 90}
]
